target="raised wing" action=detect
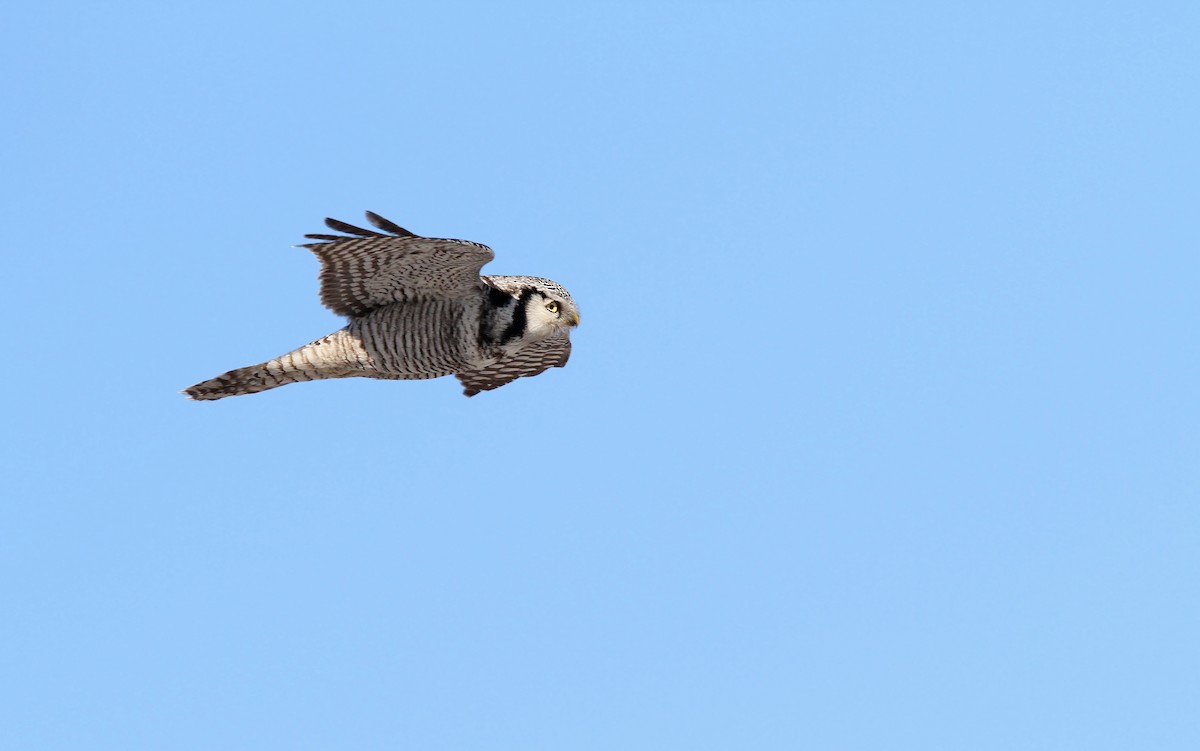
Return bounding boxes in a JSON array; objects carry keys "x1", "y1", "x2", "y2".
[
  {"x1": 456, "y1": 332, "x2": 572, "y2": 397},
  {"x1": 298, "y1": 211, "x2": 495, "y2": 317}
]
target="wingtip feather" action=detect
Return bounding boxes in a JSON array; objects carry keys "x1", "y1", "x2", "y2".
[
  {"x1": 365, "y1": 211, "x2": 417, "y2": 237},
  {"x1": 324, "y1": 217, "x2": 384, "y2": 237}
]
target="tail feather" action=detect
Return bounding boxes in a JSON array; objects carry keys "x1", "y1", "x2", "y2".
[
  {"x1": 183, "y1": 362, "x2": 316, "y2": 401},
  {"x1": 184, "y1": 329, "x2": 363, "y2": 401}
]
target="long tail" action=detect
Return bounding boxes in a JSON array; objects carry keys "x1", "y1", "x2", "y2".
[
  {"x1": 184, "y1": 331, "x2": 359, "y2": 401},
  {"x1": 183, "y1": 362, "x2": 315, "y2": 400}
]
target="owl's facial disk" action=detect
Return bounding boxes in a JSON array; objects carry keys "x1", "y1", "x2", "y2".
[{"x1": 525, "y1": 290, "x2": 580, "y2": 336}]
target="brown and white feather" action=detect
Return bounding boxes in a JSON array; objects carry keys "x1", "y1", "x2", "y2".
[{"x1": 456, "y1": 332, "x2": 572, "y2": 397}]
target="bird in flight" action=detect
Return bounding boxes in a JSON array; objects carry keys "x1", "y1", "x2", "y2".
[{"x1": 184, "y1": 212, "x2": 579, "y2": 400}]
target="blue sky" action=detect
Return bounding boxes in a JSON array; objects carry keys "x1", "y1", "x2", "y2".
[{"x1": 3, "y1": 2, "x2": 1198, "y2": 748}]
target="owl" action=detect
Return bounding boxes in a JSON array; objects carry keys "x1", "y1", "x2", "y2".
[{"x1": 184, "y1": 212, "x2": 579, "y2": 400}]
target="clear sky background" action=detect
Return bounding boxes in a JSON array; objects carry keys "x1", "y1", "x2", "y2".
[{"x1": 3, "y1": 2, "x2": 1198, "y2": 749}]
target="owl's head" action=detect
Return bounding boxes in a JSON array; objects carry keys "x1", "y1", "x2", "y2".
[{"x1": 522, "y1": 278, "x2": 580, "y2": 338}]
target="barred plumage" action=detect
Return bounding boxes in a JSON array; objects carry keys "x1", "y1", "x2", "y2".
[{"x1": 184, "y1": 212, "x2": 579, "y2": 400}]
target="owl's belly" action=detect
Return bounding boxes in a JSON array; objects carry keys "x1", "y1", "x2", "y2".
[{"x1": 346, "y1": 301, "x2": 483, "y2": 378}]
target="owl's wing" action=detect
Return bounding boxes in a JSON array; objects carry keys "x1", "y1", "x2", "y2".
[
  {"x1": 298, "y1": 211, "x2": 495, "y2": 317},
  {"x1": 456, "y1": 332, "x2": 572, "y2": 397}
]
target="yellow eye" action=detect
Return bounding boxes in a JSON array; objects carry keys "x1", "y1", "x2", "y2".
[{"x1": 546, "y1": 301, "x2": 559, "y2": 314}]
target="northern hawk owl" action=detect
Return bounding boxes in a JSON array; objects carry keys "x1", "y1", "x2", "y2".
[{"x1": 184, "y1": 212, "x2": 579, "y2": 400}]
